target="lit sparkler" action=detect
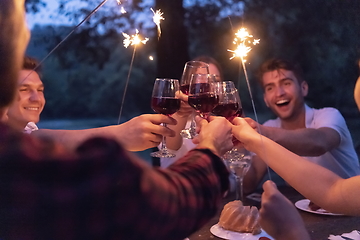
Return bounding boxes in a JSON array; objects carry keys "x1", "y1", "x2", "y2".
[
  {"x1": 117, "y1": 29, "x2": 149, "y2": 124},
  {"x1": 151, "y1": 8, "x2": 165, "y2": 39},
  {"x1": 227, "y1": 27, "x2": 271, "y2": 180},
  {"x1": 122, "y1": 29, "x2": 149, "y2": 48},
  {"x1": 228, "y1": 28, "x2": 260, "y2": 61}
]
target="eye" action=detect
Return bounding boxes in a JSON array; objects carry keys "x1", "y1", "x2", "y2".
[
  {"x1": 284, "y1": 80, "x2": 292, "y2": 86},
  {"x1": 265, "y1": 86, "x2": 273, "y2": 92},
  {"x1": 19, "y1": 88, "x2": 28, "y2": 92}
]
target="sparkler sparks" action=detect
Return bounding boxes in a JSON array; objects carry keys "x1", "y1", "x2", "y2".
[
  {"x1": 122, "y1": 29, "x2": 149, "y2": 48},
  {"x1": 228, "y1": 28, "x2": 260, "y2": 61},
  {"x1": 151, "y1": 8, "x2": 165, "y2": 39}
]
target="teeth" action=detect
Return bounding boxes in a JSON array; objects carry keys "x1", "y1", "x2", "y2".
[
  {"x1": 276, "y1": 99, "x2": 289, "y2": 105},
  {"x1": 25, "y1": 107, "x2": 39, "y2": 111}
]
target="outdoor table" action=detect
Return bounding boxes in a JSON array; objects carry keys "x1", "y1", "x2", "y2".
[{"x1": 188, "y1": 186, "x2": 360, "y2": 240}]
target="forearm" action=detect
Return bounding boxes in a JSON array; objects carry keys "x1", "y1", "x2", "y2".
[
  {"x1": 251, "y1": 135, "x2": 353, "y2": 214},
  {"x1": 33, "y1": 127, "x2": 119, "y2": 151},
  {"x1": 243, "y1": 163, "x2": 264, "y2": 194},
  {"x1": 261, "y1": 126, "x2": 339, "y2": 156}
]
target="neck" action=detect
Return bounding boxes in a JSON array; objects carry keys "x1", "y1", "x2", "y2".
[{"x1": 280, "y1": 105, "x2": 306, "y2": 130}]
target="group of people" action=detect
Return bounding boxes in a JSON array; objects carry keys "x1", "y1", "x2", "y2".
[{"x1": 1, "y1": 1, "x2": 360, "y2": 239}]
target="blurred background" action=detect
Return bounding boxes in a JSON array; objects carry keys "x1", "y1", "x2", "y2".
[{"x1": 25, "y1": 0, "x2": 360, "y2": 162}]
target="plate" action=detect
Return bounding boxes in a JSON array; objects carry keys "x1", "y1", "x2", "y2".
[
  {"x1": 295, "y1": 199, "x2": 344, "y2": 216},
  {"x1": 210, "y1": 223, "x2": 273, "y2": 240}
]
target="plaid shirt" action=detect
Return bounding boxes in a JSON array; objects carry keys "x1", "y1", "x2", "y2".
[{"x1": 0, "y1": 123, "x2": 229, "y2": 240}]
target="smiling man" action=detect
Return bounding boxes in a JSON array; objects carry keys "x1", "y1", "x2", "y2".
[
  {"x1": 7, "y1": 56, "x2": 45, "y2": 132},
  {"x1": 243, "y1": 58, "x2": 360, "y2": 193}
]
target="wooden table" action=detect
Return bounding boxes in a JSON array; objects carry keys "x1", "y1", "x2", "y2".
[{"x1": 188, "y1": 186, "x2": 360, "y2": 240}]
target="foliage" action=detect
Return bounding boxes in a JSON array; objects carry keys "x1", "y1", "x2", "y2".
[{"x1": 26, "y1": 0, "x2": 360, "y2": 123}]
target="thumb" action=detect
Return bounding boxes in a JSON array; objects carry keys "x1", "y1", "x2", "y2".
[
  {"x1": 195, "y1": 115, "x2": 208, "y2": 127},
  {"x1": 232, "y1": 117, "x2": 244, "y2": 126},
  {"x1": 262, "y1": 180, "x2": 278, "y2": 193}
]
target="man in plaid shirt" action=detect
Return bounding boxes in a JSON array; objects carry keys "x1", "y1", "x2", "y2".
[{"x1": 0, "y1": 1, "x2": 233, "y2": 239}]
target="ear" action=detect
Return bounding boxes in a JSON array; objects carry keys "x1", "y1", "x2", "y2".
[
  {"x1": 301, "y1": 81, "x2": 308, "y2": 97},
  {"x1": 263, "y1": 94, "x2": 269, "y2": 107}
]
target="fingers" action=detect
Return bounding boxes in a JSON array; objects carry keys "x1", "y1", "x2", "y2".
[
  {"x1": 143, "y1": 114, "x2": 177, "y2": 126},
  {"x1": 262, "y1": 180, "x2": 278, "y2": 192}
]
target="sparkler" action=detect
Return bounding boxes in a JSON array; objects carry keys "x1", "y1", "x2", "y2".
[
  {"x1": 228, "y1": 27, "x2": 272, "y2": 180},
  {"x1": 228, "y1": 28, "x2": 260, "y2": 61},
  {"x1": 117, "y1": 29, "x2": 149, "y2": 124},
  {"x1": 151, "y1": 8, "x2": 165, "y2": 39},
  {"x1": 22, "y1": 0, "x2": 118, "y2": 83}
]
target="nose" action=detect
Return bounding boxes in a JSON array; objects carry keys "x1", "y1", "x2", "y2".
[
  {"x1": 275, "y1": 86, "x2": 285, "y2": 96},
  {"x1": 29, "y1": 90, "x2": 41, "y2": 102}
]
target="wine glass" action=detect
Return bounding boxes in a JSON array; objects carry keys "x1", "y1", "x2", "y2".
[
  {"x1": 188, "y1": 73, "x2": 218, "y2": 119},
  {"x1": 223, "y1": 148, "x2": 252, "y2": 201},
  {"x1": 150, "y1": 78, "x2": 181, "y2": 158},
  {"x1": 213, "y1": 81, "x2": 251, "y2": 201},
  {"x1": 180, "y1": 61, "x2": 209, "y2": 139},
  {"x1": 212, "y1": 81, "x2": 243, "y2": 120}
]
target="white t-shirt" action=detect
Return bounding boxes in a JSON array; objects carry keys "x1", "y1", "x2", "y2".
[{"x1": 263, "y1": 104, "x2": 360, "y2": 179}]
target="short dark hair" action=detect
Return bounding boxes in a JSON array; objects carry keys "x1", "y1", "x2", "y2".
[
  {"x1": 256, "y1": 58, "x2": 305, "y2": 87},
  {"x1": 23, "y1": 56, "x2": 41, "y2": 74}
]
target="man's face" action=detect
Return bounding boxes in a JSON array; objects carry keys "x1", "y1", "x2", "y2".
[
  {"x1": 7, "y1": 70, "x2": 45, "y2": 130},
  {"x1": 262, "y1": 69, "x2": 307, "y2": 121}
]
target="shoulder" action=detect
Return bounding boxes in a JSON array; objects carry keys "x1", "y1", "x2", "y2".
[{"x1": 311, "y1": 107, "x2": 345, "y2": 122}]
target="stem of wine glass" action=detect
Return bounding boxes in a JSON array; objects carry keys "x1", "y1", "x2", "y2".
[
  {"x1": 160, "y1": 123, "x2": 168, "y2": 151},
  {"x1": 235, "y1": 175, "x2": 240, "y2": 200},
  {"x1": 239, "y1": 176, "x2": 244, "y2": 202},
  {"x1": 189, "y1": 112, "x2": 196, "y2": 132}
]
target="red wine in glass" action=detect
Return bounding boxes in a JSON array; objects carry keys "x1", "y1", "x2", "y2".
[
  {"x1": 212, "y1": 102, "x2": 241, "y2": 119},
  {"x1": 188, "y1": 93, "x2": 218, "y2": 115},
  {"x1": 180, "y1": 61, "x2": 209, "y2": 139},
  {"x1": 151, "y1": 97, "x2": 181, "y2": 116},
  {"x1": 188, "y1": 76, "x2": 218, "y2": 118},
  {"x1": 150, "y1": 78, "x2": 180, "y2": 158},
  {"x1": 180, "y1": 84, "x2": 190, "y2": 95}
]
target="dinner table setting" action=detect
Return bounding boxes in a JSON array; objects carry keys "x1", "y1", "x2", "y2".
[{"x1": 188, "y1": 186, "x2": 360, "y2": 240}]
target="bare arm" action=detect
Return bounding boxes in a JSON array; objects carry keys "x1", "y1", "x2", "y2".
[
  {"x1": 233, "y1": 117, "x2": 360, "y2": 215},
  {"x1": 243, "y1": 155, "x2": 268, "y2": 194},
  {"x1": 33, "y1": 114, "x2": 177, "y2": 152},
  {"x1": 260, "y1": 125, "x2": 341, "y2": 156}
]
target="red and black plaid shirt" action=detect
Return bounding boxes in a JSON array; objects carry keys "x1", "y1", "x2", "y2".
[{"x1": 0, "y1": 123, "x2": 229, "y2": 240}]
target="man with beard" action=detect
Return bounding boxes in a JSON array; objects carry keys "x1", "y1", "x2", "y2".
[{"x1": 243, "y1": 58, "x2": 359, "y2": 193}]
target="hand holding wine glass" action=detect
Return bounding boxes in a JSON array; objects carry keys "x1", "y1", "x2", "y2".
[
  {"x1": 150, "y1": 78, "x2": 181, "y2": 158},
  {"x1": 180, "y1": 61, "x2": 209, "y2": 139},
  {"x1": 212, "y1": 81, "x2": 251, "y2": 201}
]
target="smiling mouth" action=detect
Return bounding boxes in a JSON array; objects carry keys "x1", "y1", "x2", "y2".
[
  {"x1": 24, "y1": 107, "x2": 40, "y2": 111},
  {"x1": 275, "y1": 99, "x2": 290, "y2": 107}
]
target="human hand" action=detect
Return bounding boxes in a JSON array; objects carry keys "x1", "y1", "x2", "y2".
[
  {"x1": 260, "y1": 181, "x2": 310, "y2": 240},
  {"x1": 175, "y1": 91, "x2": 194, "y2": 118},
  {"x1": 193, "y1": 116, "x2": 233, "y2": 156},
  {"x1": 231, "y1": 117, "x2": 261, "y2": 152},
  {"x1": 118, "y1": 114, "x2": 177, "y2": 151}
]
